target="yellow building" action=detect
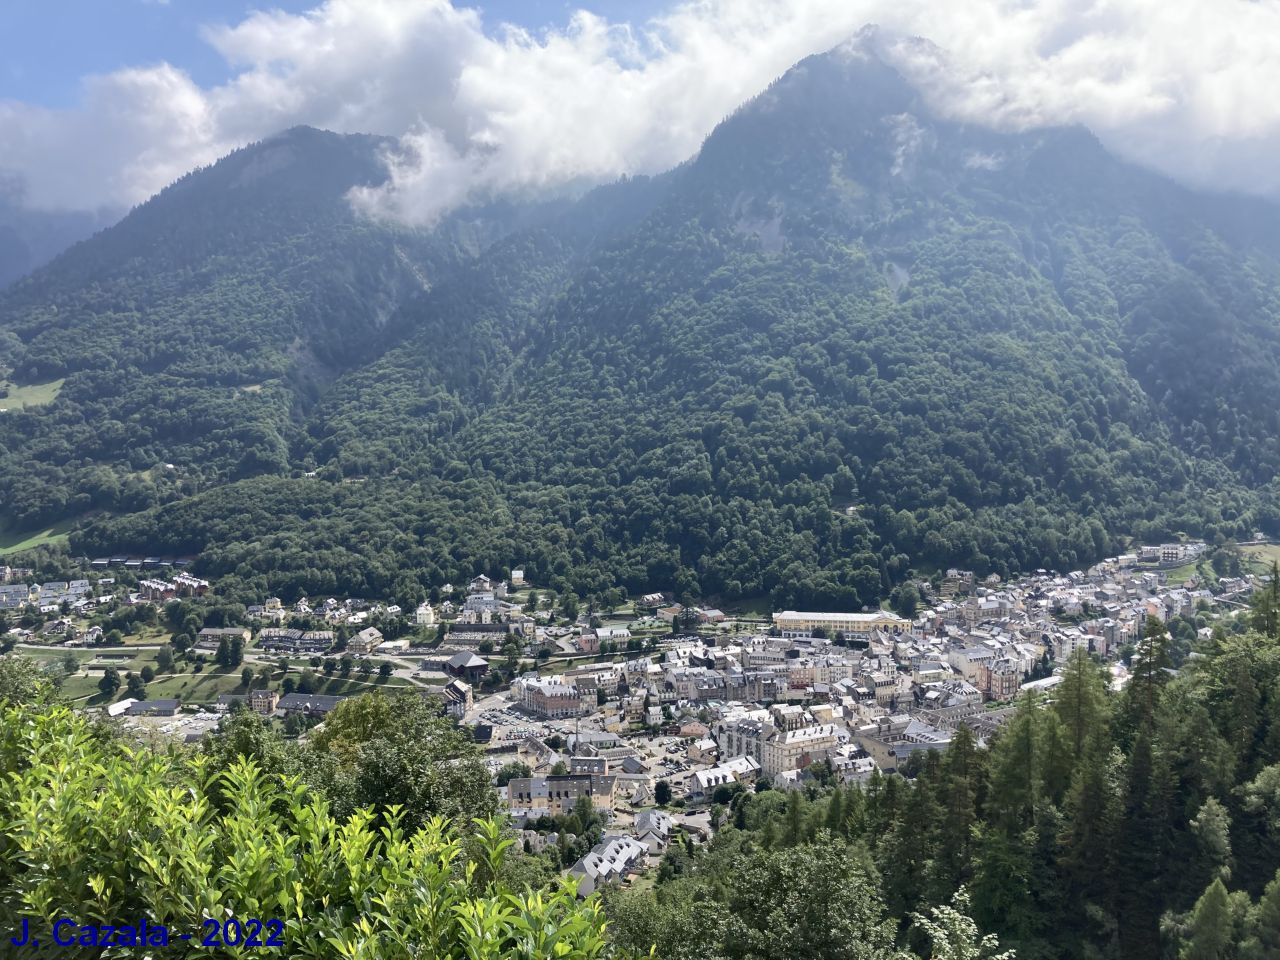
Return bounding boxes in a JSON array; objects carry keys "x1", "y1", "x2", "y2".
[{"x1": 772, "y1": 610, "x2": 910, "y2": 639}]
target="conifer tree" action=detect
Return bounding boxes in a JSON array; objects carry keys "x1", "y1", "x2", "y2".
[
  {"x1": 1053, "y1": 648, "x2": 1111, "y2": 762},
  {"x1": 1181, "y1": 878, "x2": 1234, "y2": 960}
]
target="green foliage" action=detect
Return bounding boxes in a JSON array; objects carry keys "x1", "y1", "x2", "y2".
[
  {"x1": 0, "y1": 702, "x2": 620, "y2": 959},
  {"x1": 912, "y1": 889, "x2": 1015, "y2": 960},
  {"x1": 496, "y1": 762, "x2": 533, "y2": 786},
  {"x1": 203, "y1": 690, "x2": 496, "y2": 833},
  {"x1": 609, "y1": 835, "x2": 915, "y2": 960},
  {"x1": 0, "y1": 653, "x2": 56, "y2": 705}
]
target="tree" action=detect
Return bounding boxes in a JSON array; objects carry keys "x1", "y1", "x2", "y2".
[
  {"x1": 125, "y1": 672, "x2": 147, "y2": 700},
  {"x1": 155, "y1": 646, "x2": 174, "y2": 672},
  {"x1": 378, "y1": 661, "x2": 394, "y2": 681},
  {"x1": 241, "y1": 666, "x2": 255, "y2": 688},
  {"x1": 1124, "y1": 616, "x2": 1172, "y2": 735},
  {"x1": 1181, "y1": 878, "x2": 1234, "y2": 960},
  {"x1": 1242, "y1": 867, "x2": 1280, "y2": 960},
  {"x1": 655, "y1": 780, "x2": 672, "y2": 806},
  {"x1": 97, "y1": 666, "x2": 121, "y2": 699},
  {"x1": 890, "y1": 582, "x2": 920, "y2": 620},
  {"x1": 495, "y1": 762, "x2": 532, "y2": 786},
  {"x1": 912, "y1": 888, "x2": 1015, "y2": 960},
  {"x1": 140, "y1": 665, "x2": 155, "y2": 683},
  {"x1": 1250, "y1": 561, "x2": 1280, "y2": 640},
  {"x1": 308, "y1": 691, "x2": 497, "y2": 829},
  {"x1": 0, "y1": 655, "x2": 54, "y2": 705},
  {"x1": 1053, "y1": 648, "x2": 1110, "y2": 763},
  {"x1": 1115, "y1": 727, "x2": 1168, "y2": 958}
]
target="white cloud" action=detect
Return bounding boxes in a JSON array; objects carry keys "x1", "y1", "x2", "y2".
[{"x1": 2, "y1": 0, "x2": 1280, "y2": 220}]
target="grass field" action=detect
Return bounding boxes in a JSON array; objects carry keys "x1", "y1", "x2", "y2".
[
  {"x1": 0, "y1": 377, "x2": 65, "y2": 411},
  {"x1": 60, "y1": 660, "x2": 413, "y2": 707},
  {"x1": 1163, "y1": 560, "x2": 1203, "y2": 584},
  {"x1": 0, "y1": 518, "x2": 74, "y2": 556},
  {"x1": 1244, "y1": 543, "x2": 1280, "y2": 575}
]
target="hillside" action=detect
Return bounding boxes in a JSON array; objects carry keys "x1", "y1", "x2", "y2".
[{"x1": 7, "y1": 36, "x2": 1280, "y2": 607}]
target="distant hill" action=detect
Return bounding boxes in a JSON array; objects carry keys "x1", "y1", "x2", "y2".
[
  {"x1": 6, "y1": 35, "x2": 1280, "y2": 609},
  {"x1": 0, "y1": 194, "x2": 119, "y2": 289}
]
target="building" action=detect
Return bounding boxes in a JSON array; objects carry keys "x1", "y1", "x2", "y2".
[
  {"x1": 855, "y1": 715, "x2": 952, "y2": 772},
  {"x1": 716, "y1": 714, "x2": 843, "y2": 777},
  {"x1": 514, "y1": 676, "x2": 584, "y2": 718},
  {"x1": 125, "y1": 699, "x2": 180, "y2": 718},
  {"x1": 138, "y1": 579, "x2": 176, "y2": 602},
  {"x1": 414, "y1": 602, "x2": 436, "y2": 626},
  {"x1": 570, "y1": 756, "x2": 609, "y2": 776},
  {"x1": 634, "y1": 810, "x2": 673, "y2": 853},
  {"x1": 256, "y1": 628, "x2": 333, "y2": 655},
  {"x1": 445, "y1": 651, "x2": 490, "y2": 683},
  {"x1": 172, "y1": 573, "x2": 210, "y2": 597},
  {"x1": 277, "y1": 693, "x2": 347, "y2": 716},
  {"x1": 568, "y1": 836, "x2": 647, "y2": 897},
  {"x1": 196, "y1": 627, "x2": 252, "y2": 652},
  {"x1": 505, "y1": 773, "x2": 617, "y2": 821},
  {"x1": 690, "y1": 756, "x2": 762, "y2": 798},
  {"x1": 772, "y1": 610, "x2": 910, "y2": 639},
  {"x1": 348, "y1": 626, "x2": 384, "y2": 656},
  {"x1": 442, "y1": 679, "x2": 473, "y2": 719},
  {"x1": 979, "y1": 657, "x2": 1022, "y2": 701},
  {"x1": 248, "y1": 689, "x2": 280, "y2": 715}
]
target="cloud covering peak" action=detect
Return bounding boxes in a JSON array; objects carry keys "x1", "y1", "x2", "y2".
[{"x1": 3, "y1": 0, "x2": 1280, "y2": 222}]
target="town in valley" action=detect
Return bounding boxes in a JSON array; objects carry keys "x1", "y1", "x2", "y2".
[{"x1": 0, "y1": 534, "x2": 1261, "y2": 895}]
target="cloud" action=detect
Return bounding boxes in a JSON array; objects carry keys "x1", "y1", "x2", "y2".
[{"x1": 3, "y1": 0, "x2": 1280, "y2": 220}]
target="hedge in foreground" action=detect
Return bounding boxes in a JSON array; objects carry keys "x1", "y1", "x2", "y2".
[{"x1": 0, "y1": 703, "x2": 622, "y2": 958}]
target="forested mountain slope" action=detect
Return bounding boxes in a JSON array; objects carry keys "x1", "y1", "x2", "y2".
[{"x1": 7, "y1": 36, "x2": 1280, "y2": 607}]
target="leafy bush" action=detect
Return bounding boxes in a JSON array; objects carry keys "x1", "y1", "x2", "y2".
[{"x1": 0, "y1": 702, "x2": 623, "y2": 959}]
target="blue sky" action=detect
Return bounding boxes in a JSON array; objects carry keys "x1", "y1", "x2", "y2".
[{"x1": 0, "y1": 0, "x2": 667, "y2": 108}]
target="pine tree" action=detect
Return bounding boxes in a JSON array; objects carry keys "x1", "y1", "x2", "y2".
[
  {"x1": 1059, "y1": 735, "x2": 1117, "y2": 927},
  {"x1": 935, "y1": 724, "x2": 983, "y2": 895},
  {"x1": 1124, "y1": 616, "x2": 1172, "y2": 738},
  {"x1": 785, "y1": 789, "x2": 806, "y2": 847},
  {"x1": 1037, "y1": 711, "x2": 1075, "y2": 808},
  {"x1": 987, "y1": 697, "x2": 1041, "y2": 831},
  {"x1": 1054, "y1": 647, "x2": 1111, "y2": 762},
  {"x1": 825, "y1": 787, "x2": 844, "y2": 835},
  {"x1": 1241, "y1": 867, "x2": 1280, "y2": 960},
  {"x1": 1249, "y1": 561, "x2": 1280, "y2": 640},
  {"x1": 1189, "y1": 797, "x2": 1235, "y2": 889},
  {"x1": 882, "y1": 775, "x2": 943, "y2": 918},
  {"x1": 1116, "y1": 727, "x2": 1169, "y2": 959},
  {"x1": 1181, "y1": 878, "x2": 1234, "y2": 960}
]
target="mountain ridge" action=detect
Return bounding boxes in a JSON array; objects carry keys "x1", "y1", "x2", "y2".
[{"x1": 5, "y1": 40, "x2": 1280, "y2": 608}]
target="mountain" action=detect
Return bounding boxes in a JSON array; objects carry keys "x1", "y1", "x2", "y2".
[
  {"x1": 5, "y1": 33, "x2": 1280, "y2": 608},
  {"x1": 0, "y1": 196, "x2": 120, "y2": 290}
]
